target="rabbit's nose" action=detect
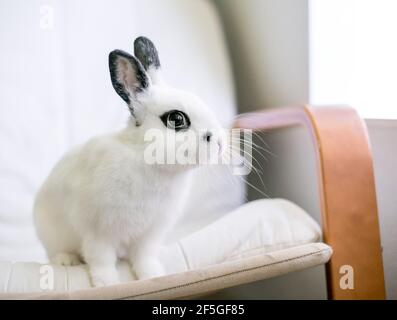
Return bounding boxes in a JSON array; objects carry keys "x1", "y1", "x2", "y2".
[{"x1": 203, "y1": 131, "x2": 212, "y2": 143}]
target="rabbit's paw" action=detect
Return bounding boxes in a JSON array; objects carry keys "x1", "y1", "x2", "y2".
[
  {"x1": 89, "y1": 266, "x2": 119, "y2": 287},
  {"x1": 133, "y1": 256, "x2": 165, "y2": 280}
]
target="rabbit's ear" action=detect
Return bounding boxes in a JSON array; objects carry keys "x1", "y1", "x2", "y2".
[
  {"x1": 134, "y1": 37, "x2": 162, "y2": 84},
  {"x1": 109, "y1": 49, "x2": 150, "y2": 108}
]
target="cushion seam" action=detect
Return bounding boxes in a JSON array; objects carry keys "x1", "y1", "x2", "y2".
[
  {"x1": 226, "y1": 239, "x2": 318, "y2": 261},
  {"x1": 3, "y1": 262, "x2": 14, "y2": 293},
  {"x1": 118, "y1": 247, "x2": 330, "y2": 300},
  {"x1": 177, "y1": 242, "x2": 191, "y2": 270}
]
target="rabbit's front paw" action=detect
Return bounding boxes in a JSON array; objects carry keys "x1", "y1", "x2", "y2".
[
  {"x1": 89, "y1": 266, "x2": 119, "y2": 287},
  {"x1": 133, "y1": 256, "x2": 165, "y2": 280}
]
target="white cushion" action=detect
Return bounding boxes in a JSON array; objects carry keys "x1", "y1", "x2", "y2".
[
  {"x1": 0, "y1": 243, "x2": 332, "y2": 299},
  {"x1": 0, "y1": 0, "x2": 242, "y2": 261},
  {"x1": 0, "y1": 198, "x2": 326, "y2": 294},
  {"x1": 162, "y1": 198, "x2": 322, "y2": 274}
]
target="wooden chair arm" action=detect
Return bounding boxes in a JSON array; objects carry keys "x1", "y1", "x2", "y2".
[{"x1": 234, "y1": 106, "x2": 385, "y2": 300}]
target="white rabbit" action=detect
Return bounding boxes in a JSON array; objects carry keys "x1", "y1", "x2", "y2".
[{"x1": 33, "y1": 37, "x2": 226, "y2": 286}]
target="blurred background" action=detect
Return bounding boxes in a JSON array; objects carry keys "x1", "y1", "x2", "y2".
[{"x1": 0, "y1": 0, "x2": 396, "y2": 299}]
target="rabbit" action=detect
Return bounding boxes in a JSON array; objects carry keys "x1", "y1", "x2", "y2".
[{"x1": 33, "y1": 36, "x2": 226, "y2": 286}]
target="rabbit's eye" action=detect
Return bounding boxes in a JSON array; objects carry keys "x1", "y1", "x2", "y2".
[{"x1": 160, "y1": 110, "x2": 190, "y2": 131}]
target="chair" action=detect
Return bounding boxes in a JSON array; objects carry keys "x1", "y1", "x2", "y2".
[{"x1": 0, "y1": 0, "x2": 385, "y2": 299}]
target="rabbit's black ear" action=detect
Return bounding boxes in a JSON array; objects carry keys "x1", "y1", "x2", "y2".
[
  {"x1": 134, "y1": 37, "x2": 161, "y2": 71},
  {"x1": 109, "y1": 49, "x2": 150, "y2": 106}
]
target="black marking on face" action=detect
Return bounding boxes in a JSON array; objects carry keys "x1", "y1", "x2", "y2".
[
  {"x1": 134, "y1": 36, "x2": 161, "y2": 71},
  {"x1": 160, "y1": 110, "x2": 191, "y2": 131},
  {"x1": 108, "y1": 49, "x2": 149, "y2": 105}
]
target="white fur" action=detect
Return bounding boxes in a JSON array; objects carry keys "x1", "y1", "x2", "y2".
[{"x1": 34, "y1": 51, "x2": 225, "y2": 286}]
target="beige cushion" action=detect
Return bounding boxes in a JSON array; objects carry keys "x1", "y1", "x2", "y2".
[{"x1": 0, "y1": 243, "x2": 331, "y2": 299}]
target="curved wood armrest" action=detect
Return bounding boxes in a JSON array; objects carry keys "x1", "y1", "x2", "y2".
[{"x1": 234, "y1": 106, "x2": 385, "y2": 300}]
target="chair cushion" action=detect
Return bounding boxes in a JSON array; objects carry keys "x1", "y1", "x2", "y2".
[
  {"x1": 0, "y1": 243, "x2": 331, "y2": 299},
  {"x1": 161, "y1": 198, "x2": 322, "y2": 274},
  {"x1": 0, "y1": 199, "x2": 331, "y2": 298}
]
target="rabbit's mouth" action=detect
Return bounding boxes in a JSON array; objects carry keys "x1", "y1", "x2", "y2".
[{"x1": 202, "y1": 130, "x2": 226, "y2": 156}]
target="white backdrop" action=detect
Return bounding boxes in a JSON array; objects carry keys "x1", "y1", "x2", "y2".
[{"x1": 310, "y1": 0, "x2": 397, "y2": 119}]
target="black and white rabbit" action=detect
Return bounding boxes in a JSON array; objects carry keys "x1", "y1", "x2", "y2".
[{"x1": 34, "y1": 37, "x2": 225, "y2": 286}]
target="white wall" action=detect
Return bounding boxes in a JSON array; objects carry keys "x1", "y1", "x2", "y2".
[
  {"x1": 366, "y1": 120, "x2": 397, "y2": 299},
  {"x1": 213, "y1": 0, "x2": 309, "y2": 112},
  {"x1": 310, "y1": 0, "x2": 397, "y2": 119}
]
